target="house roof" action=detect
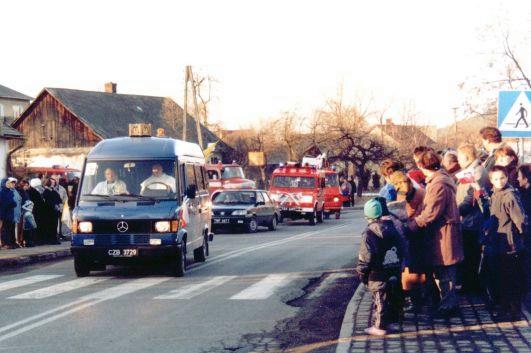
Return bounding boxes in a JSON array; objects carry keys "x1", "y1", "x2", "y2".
[
  {"x1": 0, "y1": 123, "x2": 24, "y2": 139},
  {"x1": 0, "y1": 84, "x2": 33, "y2": 101},
  {"x1": 18, "y1": 87, "x2": 221, "y2": 146},
  {"x1": 374, "y1": 124, "x2": 436, "y2": 146}
]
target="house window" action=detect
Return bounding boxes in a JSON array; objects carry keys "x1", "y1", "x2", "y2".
[
  {"x1": 12, "y1": 105, "x2": 23, "y2": 118},
  {"x1": 0, "y1": 104, "x2": 4, "y2": 118}
]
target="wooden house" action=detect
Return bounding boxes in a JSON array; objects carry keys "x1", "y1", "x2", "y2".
[{"x1": 11, "y1": 84, "x2": 232, "y2": 170}]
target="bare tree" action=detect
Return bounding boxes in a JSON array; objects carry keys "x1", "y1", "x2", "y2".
[
  {"x1": 190, "y1": 70, "x2": 218, "y2": 128},
  {"x1": 313, "y1": 93, "x2": 396, "y2": 196}
]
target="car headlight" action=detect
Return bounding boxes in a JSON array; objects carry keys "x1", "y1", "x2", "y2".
[
  {"x1": 232, "y1": 210, "x2": 248, "y2": 215},
  {"x1": 78, "y1": 221, "x2": 93, "y2": 233},
  {"x1": 333, "y1": 197, "x2": 339, "y2": 202},
  {"x1": 301, "y1": 195, "x2": 313, "y2": 203},
  {"x1": 154, "y1": 221, "x2": 171, "y2": 233}
]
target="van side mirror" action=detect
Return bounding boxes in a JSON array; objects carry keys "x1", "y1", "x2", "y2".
[
  {"x1": 255, "y1": 201, "x2": 265, "y2": 206},
  {"x1": 186, "y1": 184, "x2": 197, "y2": 199}
]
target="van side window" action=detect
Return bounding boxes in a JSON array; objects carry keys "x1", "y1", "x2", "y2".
[
  {"x1": 179, "y1": 164, "x2": 186, "y2": 199},
  {"x1": 194, "y1": 165, "x2": 206, "y2": 192},
  {"x1": 201, "y1": 167, "x2": 209, "y2": 189},
  {"x1": 185, "y1": 164, "x2": 196, "y2": 190},
  {"x1": 256, "y1": 192, "x2": 265, "y2": 203}
]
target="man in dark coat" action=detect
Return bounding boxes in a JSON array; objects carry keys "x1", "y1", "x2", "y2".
[{"x1": 0, "y1": 178, "x2": 18, "y2": 249}]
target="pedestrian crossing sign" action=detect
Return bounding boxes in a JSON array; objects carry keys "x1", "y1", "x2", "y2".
[{"x1": 498, "y1": 90, "x2": 531, "y2": 137}]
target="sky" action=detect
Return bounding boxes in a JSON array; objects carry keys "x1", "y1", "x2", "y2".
[{"x1": 2, "y1": 0, "x2": 530, "y2": 129}]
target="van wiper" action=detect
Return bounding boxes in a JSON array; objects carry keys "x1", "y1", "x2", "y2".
[
  {"x1": 116, "y1": 193, "x2": 157, "y2": 202},
  {"x1": 81, "y1": 193, "x2": 110, "y2": 198}
]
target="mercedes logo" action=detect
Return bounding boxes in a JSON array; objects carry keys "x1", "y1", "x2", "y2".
[{"x1": 117, "y1": 221, "x2": 129, "y2": 233}]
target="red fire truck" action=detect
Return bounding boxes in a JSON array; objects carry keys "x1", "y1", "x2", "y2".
[
  {"x1": 323, "y1": 169, "x2": 342, "y2": 219},
  {"x1": 269, "y1": 163, "x2": 326, "y2": 225},
  {"x1": 206, "y1": 163, "x2": 256, "y2": 194}
]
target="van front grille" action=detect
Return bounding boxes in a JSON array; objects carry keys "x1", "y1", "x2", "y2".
[{"x1": 94, "y1": 234, "x2": 150, "y2": 246}]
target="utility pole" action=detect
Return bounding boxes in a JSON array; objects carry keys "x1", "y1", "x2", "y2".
[
  {"x1": 182, "y1": 66, "x2": 189, "y2": 141},
  {"x1": 188, "y1": 66, "x2": 204, "y2": 150}
]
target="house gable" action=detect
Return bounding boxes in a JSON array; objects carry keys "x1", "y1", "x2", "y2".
[{"x1": 13, "y1": 90, "x2": 101, "y2": 149}]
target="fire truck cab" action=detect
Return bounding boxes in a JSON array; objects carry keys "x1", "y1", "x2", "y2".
[
  {"x1": 323, "y1": 169, "x2": 342, "y2": 219},
  {"x1": 206, "y1": 163, "x2": 256, "y2": 194},
  {"x1": 269, "y1": 163, "x2": 326, "y2": 225}
]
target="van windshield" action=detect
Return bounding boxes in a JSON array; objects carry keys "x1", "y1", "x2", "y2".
[
  {"x1": 221, "y1": 166, "x2": 244, "y2": 179},
  {"x1": 272, "y1": 176, "x2": 315, "y2": 188},
  {"x1": 79, "y1": 160, "x2": 177, "y2": 201}
]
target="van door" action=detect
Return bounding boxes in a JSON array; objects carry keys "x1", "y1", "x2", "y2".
[
  {"x1": 194, "y1": 165, "x2": 210, "y2": 238},
  {"x1": 184, "y1": 164, "x2": 200, "y2": 248}
]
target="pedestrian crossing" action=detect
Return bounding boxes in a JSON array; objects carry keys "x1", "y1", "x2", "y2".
[{"x1": 0, "y1": 272, "x2": 335, "y2": 302}]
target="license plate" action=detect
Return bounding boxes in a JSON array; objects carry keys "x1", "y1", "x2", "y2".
[
  {"x1": 214, "y1": 218, "x2": 230, "y2": 224},
  {"x1": 281, "y1": 207, "x2": 294, "y2": 211},
  {"x1": 108, "y1": 249, "x2": 138, "y2": 257}
]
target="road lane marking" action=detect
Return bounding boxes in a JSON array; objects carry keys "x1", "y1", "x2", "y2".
[
  {"x1": 154, "y1": 276, "x2": 236, "y2": 300},
  {"x1": 83, "y1": 277, "x2": 171, "y2": 300},
  {"x1": 8, "y1": 277, "x2": 109, "y2": 299},
  {"x1": 230, "y1": 274, "x2": 293, "y2": 300},
  {"x1": 0, "y1": 275, "x2": 62, "y2": 293},
  {"x1": 189, "y1": 224, "x2": 350, "y2": 274},
  {"x1": 307, "y1": 273, "x2": 351, "y2": 299},
  {"x1": 0, "y1": 277, "x2": 171, "y2": 343}
]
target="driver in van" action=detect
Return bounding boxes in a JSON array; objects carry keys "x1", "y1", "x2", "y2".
[
  {"x1": 140, "y1": 163, "x2": 176, "y2": 192},
  {"x1": 92, "y1": 168, "x2": 128, "y2": 195}
]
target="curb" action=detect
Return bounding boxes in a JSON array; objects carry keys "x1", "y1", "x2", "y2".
[
  {"x1": 335, "y1": 283, "x2": 366, "y2": 353},
  {"x1": 0, "y1": 249, "x2": 72, "y2": 271}
]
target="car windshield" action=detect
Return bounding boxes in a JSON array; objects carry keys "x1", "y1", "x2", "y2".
[
  {"x1": 212, "y1": 191, "x2": 256, "y2": 205},
  {"x1": 272, "y1": 176, "x2": 315, "y2": 188},
  {"x1": 79, "y1": 160, "x2": 177, "y2": 201},
  {"x1": 221, "y1": 166, "x2": 244, "y2": 179},
  {"x1": 325, "y1": 173, "x2": 339, "y2": 187}
]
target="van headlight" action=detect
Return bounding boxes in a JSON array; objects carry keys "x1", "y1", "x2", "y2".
[
  {"x1": 232, "y1": 210, "x2": 247, "y2": 215},
  {"x1": 154, "y1": 221, "x2": 171, "y2": 233},
  {"x1": 333, "y1": 197, "x2": 339, "y2": 202},
  {"x1": 78, "y1": 221, "x2": 93, "y2": 233}
]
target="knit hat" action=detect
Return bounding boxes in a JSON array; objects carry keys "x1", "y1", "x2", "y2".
[
  {"x1": 364, "y1": 198, "x2": 383, "y2": 220},
  {"x1": 30, "y1": 178, "x2": 42, "y2": 188}
]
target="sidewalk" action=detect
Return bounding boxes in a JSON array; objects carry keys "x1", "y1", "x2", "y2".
[
  {"x1": 0, "y1": 241, "x2": 71, "y2": 270},
  {"x1": 337, "y1": 285, "x2": 531, "y2": 353}
]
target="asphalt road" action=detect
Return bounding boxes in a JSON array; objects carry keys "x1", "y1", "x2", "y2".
[{"x1": 0, "y1": 210, "x2": 365, "y2": 353}]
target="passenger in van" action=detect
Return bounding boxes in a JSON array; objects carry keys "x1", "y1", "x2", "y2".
[
  {"x1": 140, "y1": 163, "x2": 176, "y2": 193},
  {"x1": 92, "y1": 168, "x2": 128, "y2": 195}
]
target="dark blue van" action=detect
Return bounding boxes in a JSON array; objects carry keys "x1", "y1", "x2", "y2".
[{"x1": 71, "y1": 128, "x2": 212, "y2": 277}]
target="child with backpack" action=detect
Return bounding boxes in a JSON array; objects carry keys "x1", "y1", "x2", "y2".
[
  {"x1": 22, "y1": 200, "x2": 37, "y2": 247},
  {"x1": 356, "y1": 198, "x2": 406, "y2": 336}
]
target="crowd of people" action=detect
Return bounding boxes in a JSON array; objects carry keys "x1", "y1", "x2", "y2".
[
  {"x1": 357, "y1": 126, "x2": 530, "y2": 336},
  {"x1": 0, "y1": 175, "x2": 79, "y2": 249}
]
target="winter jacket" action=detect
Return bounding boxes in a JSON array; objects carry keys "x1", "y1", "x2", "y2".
[
  {"x1": 379, "y1": 183, "x2": 397, "y2": 202},
  {"x1": 356, "y1": 219, "x2": 405, "y2": 284},
  {"x1": 484, "y1": 185, "x2": 527, "y2": 255},
  {"x1": 22, "y1": 203, "x2": 37, "y2": 230},
  {"x1": 13, "y1": 189, "x2": 22, "y2": 223},
  {"x1": 412, "y1": 169, "x2": 464, "y2": 266},
  {"x1": 0, "y1": 180, "x2": 17, "y2": 223},
  {"x1": 455, "y1": 160, "x2": 488, "y2": 231},
  {"x1": 505, "y1": 160, "x2": 519, "y2": 189}
]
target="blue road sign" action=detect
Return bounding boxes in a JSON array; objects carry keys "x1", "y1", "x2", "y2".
[{"x1": 498, "y1": 90, "x2": 531, "y2": 138}]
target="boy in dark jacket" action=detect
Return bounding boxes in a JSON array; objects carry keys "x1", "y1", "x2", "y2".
[
  {"x1": 0, "y1": 178, "x2": 18, "y2": 249},
  {"x1": 356, "y1": 199, "x2": 405, "y2": 336},
  {"x1": 485, "y1": 166, "x2": 527, "y2": 321}
]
